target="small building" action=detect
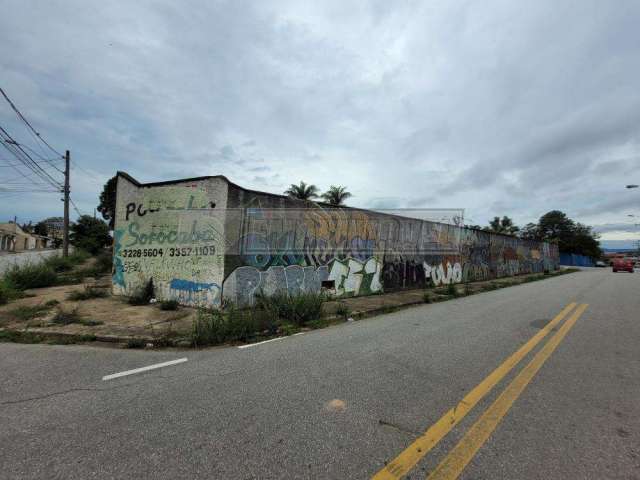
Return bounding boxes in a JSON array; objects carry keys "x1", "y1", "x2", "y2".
[
  {"x1": 0, "y1": 222, "x2": 53, "y2": 252},
  {"x1": 112, "y1": 172, "x2": 559, "y2": 308}
]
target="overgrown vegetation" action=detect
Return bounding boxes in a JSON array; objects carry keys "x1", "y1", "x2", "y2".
[
  {"x1": 0, "y1": 250, "x2": 95, "y2": 293},
  {"x1": 335, "y1": 302, "x2": 351, "y2": 318},
  {"x1": 4, "y1": 263, "x2": 58, "y2": 290},
  {"x1": 159, "y1": 299, "x2": 179, "y2": 311},
  {"x1": 67, "y1": 286, "x2": 109, "y2": 301},
  {"x1": 8, "y1": 304, "x2": 52, "y2": 321},
  {"x1": 422, "y1": 291, "x2": 432, "y2": 303},
  {"x1": 191, "y1": 291, "x2": 326, "y2": 347},
  {"x1": 255, "y1": 291, "x2": 325, "y2": 326},
  {"x1": 128, "y1": 279, "x2": 155, "y2": 305},
  {"x1": 446, "y1": 283, "x2": 459, "y2": 297},
  {"x1": 51, "y1": 306, "x2": 103, "y2": 326}
]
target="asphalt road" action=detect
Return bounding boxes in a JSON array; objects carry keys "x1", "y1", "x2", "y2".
[{"x1": 1, "y1": 268, "x2": 639, "y2": 479}]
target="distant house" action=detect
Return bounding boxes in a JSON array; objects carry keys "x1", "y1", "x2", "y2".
[{"x1": 0, "y1": 222, "x2": 53, "y2": 252}]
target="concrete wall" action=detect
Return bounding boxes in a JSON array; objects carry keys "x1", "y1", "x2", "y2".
[
  {"x1": 221, "y1": 183, "x2": 559, "y2": 305},
  {"x1": 112, "y1": 173, "x2": 228, "y2": 306},
  {"x1": 0, "y1": 249, "x2": 65, "y2": 275},
  {"x1": 112, "y1": 173, "x2": 559, "y2": 307}
]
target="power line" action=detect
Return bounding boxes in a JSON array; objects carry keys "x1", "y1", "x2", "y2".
[
  {"x1": 69, "y1": 197, "x2": 83, "y2": 217},
  {"x1": 0, "y1": 87, "x2": 63, "y2": 158},
  {"x1": 0, "y1": 124, "x2": 63, "y2": 189}
]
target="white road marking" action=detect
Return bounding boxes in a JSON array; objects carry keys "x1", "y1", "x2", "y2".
[
  {"x1": 237, "y1": 337, "x2": 286, "y2": 349},
  {"x1": 102, "y1": 358, "x2": 188, "y2": 381},
  {"x1": 237, "y1": 332, "x2": 305, "y2": 349}
]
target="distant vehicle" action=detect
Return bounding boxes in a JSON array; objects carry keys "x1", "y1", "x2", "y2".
[
  {"x1": 612, "y1": 258, "x2": 634, "y2": 273},
  {"x1": 595, "y1": 260, "x2": 607, "y2": 267}
]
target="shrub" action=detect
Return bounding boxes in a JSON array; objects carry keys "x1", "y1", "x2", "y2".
[
  {"x1": 447, "y1": 283, "x2": 459, "y2": 297},
  {"x1": 94, "y1": 252, "x2": 113, "y2": 274},
  {"x1": 45, "y1": 255, "x2": 75, "y2": 273},
  {"x1": 254, "y1": 291, "x2": 325, "y2": 326},
  {"x1": 128, "y1": 279, "x2": 155, "y2": 305},
  {"x1": 4, "y1": 263, "x2": 57, "y2": 290},
  {"x1": 335, "y1": 302, "x2": 351, "y2": 318},
  {"x1": 67, "y1": 286, "x2": 109, "y2": 301},
  {"x1": 8, "y1": 304, "x2": 52, "y2": 321},
  {"x1": 422, "y1": 291, "x2": 432, "y2": 303},
  {"x1": 191, "y1": 302, "x2": 279, "y2": 347},
  {"x1": 159, "y1": 299, "x2": 179, "y2": 311},
  {"x1": 51, "y1": 307, "x2": 82, "y2": 325},
  {"x1": 49, "y1": 306, "x2": 102, "y2": 326},
  {"x1": 126, "y1": 338, "x2": 146, "y2": 349}
]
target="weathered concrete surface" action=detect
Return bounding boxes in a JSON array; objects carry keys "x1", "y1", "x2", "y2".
[
  {"x1": 0, "y1": 249, "x2": 64, "y2": 275},
  {"x1": 1, "y1": 268, "x2": 638, "y2": 479}
]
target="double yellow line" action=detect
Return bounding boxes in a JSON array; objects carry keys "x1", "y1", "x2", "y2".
[{"x1": 372, "y1": 302, "x2": 589, "y2": 480}]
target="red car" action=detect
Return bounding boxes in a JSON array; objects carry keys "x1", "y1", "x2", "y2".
[{"x1": 612, "y1": 258, "x2": 634, "y2": 273}]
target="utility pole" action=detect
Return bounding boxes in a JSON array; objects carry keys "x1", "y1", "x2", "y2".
[{"x1": 62, "y1": 150, "x2": 70, "y2": 257}]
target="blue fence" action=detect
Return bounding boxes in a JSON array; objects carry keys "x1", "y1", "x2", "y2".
[{"x1": 559, "y1": 253, "x2": 594, "y2": 267}]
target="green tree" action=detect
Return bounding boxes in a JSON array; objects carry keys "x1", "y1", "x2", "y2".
[
  {"x1": 534, "y1": 210, "x2": 602, "y2": 258},
  {"x1": 284, "y1": 181, "x2": 319, "y2": 200},
  {"x1": 321, "y1": 185, "x2": 352, "y2": 206},
  {"x1": 97, "y1": 175, "x2": 118, "y2": 230},
  {"x1": 519, "y1": 222, "x2": 541, "y2": 241},
  {"x1": 487, "y1": 216, "x2": 520, "y2": 236},
  {"x1": 33, "y1": 221, "x2": 49, "y2": 237},
  {"x1": 70, "y1": 216, "x2": 111, "y2": 254}
]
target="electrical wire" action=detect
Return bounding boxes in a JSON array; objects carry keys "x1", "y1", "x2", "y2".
[
  {"x1": 0, "y1": 87, "x2": 64, "y2": 158},
  {"x1": 0, "y1": 125, "x2": 63, "y2": 189}
]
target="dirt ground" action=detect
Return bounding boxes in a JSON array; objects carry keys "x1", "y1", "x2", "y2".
[{"x1": 0, "y1": 276, "x2": 195, "y2": 343}]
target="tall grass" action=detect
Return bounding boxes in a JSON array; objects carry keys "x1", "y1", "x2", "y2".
[
  {"x1": 4, "y1": 263, "x2": 58, "y2": 290},
  {"x1": 1, "y1": 250, "x2": 92, "y2": 292},
  {"x1": 192, "y1": 303, "x2": 278, "y2": 346},
  {"x1": 191, "y1": 291, "x2": 326, "y2": 347},
  {"x1": 254, "y1": 291, "x2": 325, "y2": 326}
]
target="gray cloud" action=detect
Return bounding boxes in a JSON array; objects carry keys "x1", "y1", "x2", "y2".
[{"x1": 1, "y1": 0, "x2": 639, "y2": 242}]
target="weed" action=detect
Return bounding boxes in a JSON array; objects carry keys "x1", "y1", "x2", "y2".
[
  {"x1": 447, "y1": 283, "x2": 460, "y2": 297},
  {"x1": 463, "y1": 283, "x2": 472, "y2": 295},
  {"x1": 279, "y1": 323, "x2": 300, "y2": 336},
  {"x1": 335, "y1": 302, "x2": 351, "y2": 318},
  {"x1": 128, "y1": 279, "x2": 155, "y2": 305},
  {"x1": 254, "y1": 291, "x2": 325, "y2": 326},
  {"x1": 422, "y1": 291, "x2": 432, "y2": 303},
  {"x1": 191, "y1": 301, "x2": 280, "y2": 347},
  {"x1": 306, "y1": 318, "x2": 328, "y2": 329},
  {"x1": 67, "y1": 286, "x2": 109, "y2": 301},
  {"x1": 51, "y1": 307, "x2": 82, "y2": 325},
  {"x1": 94, "y1": 252, "x2": 113, "y2": 274},
  {"x1": 0, "y1": 330, "x2": 43, "y2": 344},
  {"x1": 126, "y1": 338, "x2": 146, "y2": 349},
  {"x1": 8, "y1": 304, "x2": 52, "y2": 321},
  {"x1": 159, "y1": 299, "x2": 180, "y2": 311},
  {"x1": 45, "y1": 299, "x2": 60, "y2": 307},
  {"x1": 4, "y1": 263, "x2": 57, "y2": 290}
]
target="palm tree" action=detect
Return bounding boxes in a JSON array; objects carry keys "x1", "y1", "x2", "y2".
[
  {"x1": 321, "y1": 185, "x2": 352, "y2": 206},
  {"x1": 487, "y1": 216, "x2": 520, "y2": 236},
  {"x1": 284, "y1": 181, "x2": 319, "y2": 200}
]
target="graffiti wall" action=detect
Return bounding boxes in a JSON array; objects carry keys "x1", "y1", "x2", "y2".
[
  {"x1": 220, "y1": 184, "x2": 559, "y2": 305},
  {"x1": 112, "y1": 173, "x2": 559, "y2": 307},
  {"x1": 112, "y1": 173, "x2": 227, "y2": 307}
]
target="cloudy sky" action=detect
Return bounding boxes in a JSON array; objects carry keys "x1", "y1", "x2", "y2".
[{"x1": 1, "y1": 0, "x2": 639, "y2": 247}]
